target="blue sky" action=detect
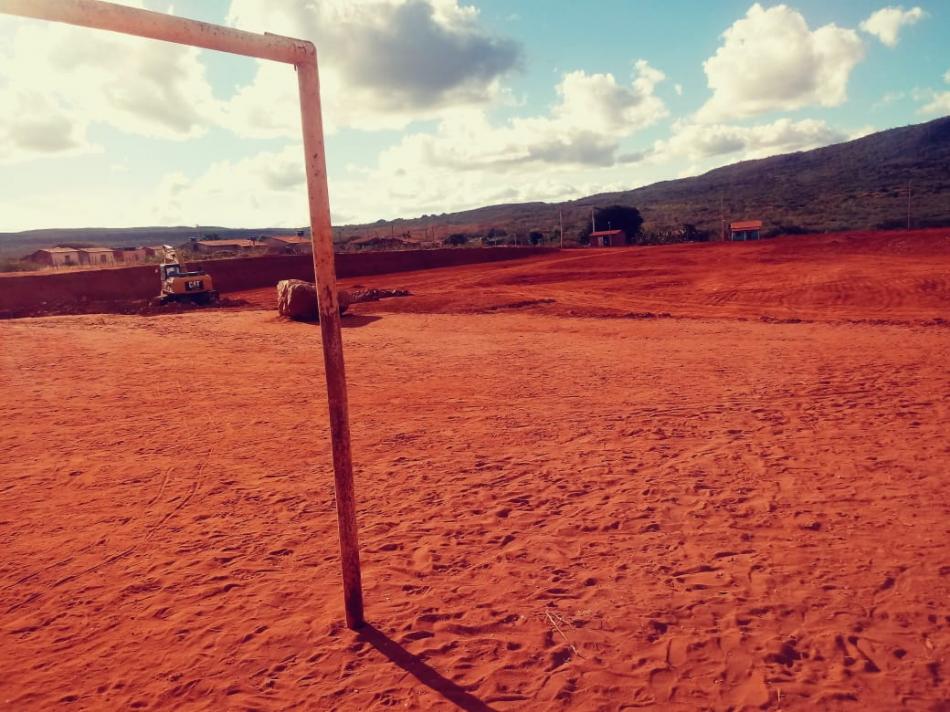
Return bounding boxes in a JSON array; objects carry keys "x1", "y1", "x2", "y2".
[{"x1": 0, "y1": 0, "x2": 946, "y2": 231}]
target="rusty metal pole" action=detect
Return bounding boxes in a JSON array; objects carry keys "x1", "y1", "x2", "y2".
[
  {"x1": 0, "y1": 0, "x2": 365, "y2": 630},
  {"x1": 296, "y1": 58, "x2": 365, "y2": 630}
]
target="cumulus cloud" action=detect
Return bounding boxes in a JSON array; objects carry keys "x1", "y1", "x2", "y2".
[
  {"x1": 377, "y1": 61, "x2": 667, "y2": 173},
  {"x1": 654, "y1": 118, "x2": 849, "y2": 161},
  {"x1": 0, "y1": 9, "x2": 220, "y2": 162},
  {"x1": 916, "y1": 70, "x2": 950, "y2": 115},
  {"x1": 0, "y1": 87, "x2": 98, "y2": 164},
  {"x1": 223, "y1": 0, "x2": 521, "y2": 135},
  {"x1": 149, "y1": 145, "x2": 308, "y2": 226},
  {"x1": 329, "y1": 167, "x2": 625, "y2": 225},
  {"x1": 860, "y1": 6, "x2": 926, "y2": 47},
  {"x1": 312, "y1": 61, "x2": 668, "y2": 222},
  {"x1": 700, "y1": 3, "x2": 865, "y2": 120}
]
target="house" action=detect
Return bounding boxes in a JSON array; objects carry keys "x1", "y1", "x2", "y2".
[
  {"x1": 78, "y1": 247, "x2": 116, "y2": 266},
  {"x1": 193, "y1": 239, "x2": 258, "y2": 254},
  {"x1": 115, "y1": 247, "x2": 147, "y2": 263},
  {"x1": 28, "y1": 247, "x2": 82, "y2": 267},
  {"x1": 349, "y1": 235, "x2": 418, "y2": 251},
  {"x1": 263, "y1": 235, "x2": 312, "y2": 254},
  {"x1": 589, "y1": 229, "x2": 626, "y2": 247},
  {"x1": 143, "y1": 245, "x2": 168, "y2": 258},
  {"x1": 729, "y1": 220, "x2": 762, "y2": 241}
]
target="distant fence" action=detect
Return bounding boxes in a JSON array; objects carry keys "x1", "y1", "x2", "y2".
[{"x1": 0, "y1": 247, "x2": 556, "y2": 316}]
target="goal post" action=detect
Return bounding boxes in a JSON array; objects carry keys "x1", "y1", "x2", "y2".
[{"x1": 0, "y1": 0, "x2": 365, "y2": 629}]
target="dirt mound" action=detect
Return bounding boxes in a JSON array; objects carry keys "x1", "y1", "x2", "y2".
[{"x1": 1, "y1": 295, "x2": 250, "y2": 319}]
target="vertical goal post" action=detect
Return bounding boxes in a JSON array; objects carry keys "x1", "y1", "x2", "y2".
[{"x1": 0, "y1": 0, "x2": 365, "y2": 629}]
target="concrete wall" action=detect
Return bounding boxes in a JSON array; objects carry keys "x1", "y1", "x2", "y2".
[{"x1": 0, "y1": 247, "x2": 556, "y2": 316}]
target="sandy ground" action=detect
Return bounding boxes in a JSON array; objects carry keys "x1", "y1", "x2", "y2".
[{"x1": 1, "y1": 231, "x2": 949, "y2": 710}]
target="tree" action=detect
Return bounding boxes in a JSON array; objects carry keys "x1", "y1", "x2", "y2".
[
  {"x1": 682, "y1": 224, "x2": 710, "y2": 242},
  {"x1": 445, "y1": 233, "x2": 468, "y2": 246},
  {"x1": 581, "y1": 205, "x2": 644, "y2": 244},
  {"x1": 528, "y1": 230, "x2": 544, "y2": 246}
]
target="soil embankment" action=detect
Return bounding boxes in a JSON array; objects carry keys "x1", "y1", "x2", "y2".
[{"x1": 0, "y1": 247, "x2": 555, "y2": 318}]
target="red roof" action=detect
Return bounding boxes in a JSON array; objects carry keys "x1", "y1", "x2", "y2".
[
  {"x1": 268, "y1": 236, "x2": 310, "y2": 244},
  {"x1": 590, "y1": 229, "x2": 624, "y2": 236},
  {"x1": 730, "y1": 220, "x2": 763, "y2": 230}
]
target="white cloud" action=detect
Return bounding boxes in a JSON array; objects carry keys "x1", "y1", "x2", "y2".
[
  {"x1": 301, "y1": 61, "x2": 668, "y2": 222},
  {"x1": 700, "y1": 3, "x2": 865, "y2": 120},
  {"x1": 0, "y1": 86, "x2": 99, "y2": 164},
  {"x1": 0, "y1": 9, "x2": 220, "y2": 162},
  {"x1": 223, "y1": 0, "x2": 521, "y2": 136},
  {"x1": 860, "y1": 6, "x2": 926, "y2": 47},
  {"x1": 654, "y1": 117, "x2": 848, "y2": 162},
  {"x1": 920, "y1": 93, "x2": 950, "y2": 114},
  {"x1": 916, "y1": 70, "x2": 950, "y2": 115},
  {"x1": 148, "y1": 145, "x2": 308, "y2": 226},
  {"x1": 376, "y1": 61, "x2": 667, "y2": 173}
]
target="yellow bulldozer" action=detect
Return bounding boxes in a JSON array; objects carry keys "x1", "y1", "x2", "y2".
[{"x1": 156, "y1": 246, "x2": 218, "y2": 305}]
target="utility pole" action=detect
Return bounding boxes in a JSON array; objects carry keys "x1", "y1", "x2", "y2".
[
  {"x1": 559, "y1": 208, "x2": 564, "y2": 249},
  {"x1": 907, "y1": 180, "x2": 912, "y2": 230},
  {"x1": 591, "y1": 207, "x2": 596, "y2": 233},
  {"x1": 720, "y1": 195, "x2": 725, "y2": 242}
]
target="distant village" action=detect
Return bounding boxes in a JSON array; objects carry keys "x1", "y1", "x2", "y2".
[
  {"x1": 21, "y1": 217, "x2": 765, "y2": 270},
  {"x1": 25, "y1": 233, "x2": 313, "y2": 269}
]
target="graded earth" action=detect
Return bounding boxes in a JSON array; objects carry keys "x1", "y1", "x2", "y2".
[{"x1": 1, "y1": 231, "x2": 948, "y2": 710}]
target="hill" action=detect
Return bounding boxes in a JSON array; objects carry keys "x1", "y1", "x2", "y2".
[
  {"x1": 0, "y1": 226, "x2": 294, "y2": 259},
  {"x1": 340, "y1": 116, "x2": 950, "y2": 242},
  {"x1": 1, "y1": 116, "x2": 948, "y2": 257}
]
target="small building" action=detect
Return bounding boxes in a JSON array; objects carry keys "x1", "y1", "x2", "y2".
[
  {"x1": 115, "y1": 247, "x2": 147, "y2": 263},
  {"x1": 729, "y1": 220, "x2": 762, "y2": 241},
  {"x1": 193, "y1": 239, "x2": 258, "y2": 254},
  {"x1": 589, "y1": 229, "x2": 626, "y2": 247},
  {"x1": 78, "y1": 247, "x2": 116, "y2": 266},
  {"x1": 263, "y1": 235, "x2": 312, "y2": 254},
  {"x1": 143, "y1": 245, "x2": 167, "y2": 258},
  {"x1": 28, "y1": 247, "x2": 82, "y2": 267}
]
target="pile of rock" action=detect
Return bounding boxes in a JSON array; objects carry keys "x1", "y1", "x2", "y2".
[{"x1": 276, "y1": 279, "x2": 409, "y2": 322}]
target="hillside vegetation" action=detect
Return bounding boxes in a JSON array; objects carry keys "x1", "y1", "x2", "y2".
[
  {"x1": 365, "y1": 116, "x2": 950, "y2": 242},
  {"x1": 1, "y1": 116, "x2": 947, "y2": 257}
]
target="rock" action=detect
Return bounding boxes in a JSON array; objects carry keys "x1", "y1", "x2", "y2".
[{"x1": 276, "y1": 279, "x2": 347, "y2": 322}]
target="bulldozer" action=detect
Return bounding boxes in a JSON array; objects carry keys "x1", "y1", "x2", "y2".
[{"x1": 156, "y1": 246, "x2": 218, "y2": 305}]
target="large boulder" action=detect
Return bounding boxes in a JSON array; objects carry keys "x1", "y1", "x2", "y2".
[{"x1": 277, "y1": 279, "x2": 349, "y2": 322}]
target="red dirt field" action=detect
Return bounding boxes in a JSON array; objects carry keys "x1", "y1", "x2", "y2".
[
  {"x1": 1, "y1": 230, "x2": 948, "y2": 710},
  {"x1": 235, "y1": 229, "x2": 950, "y2": 324}
]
